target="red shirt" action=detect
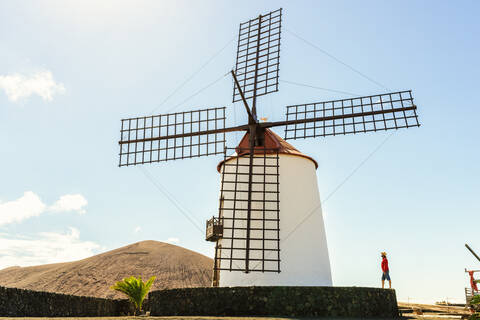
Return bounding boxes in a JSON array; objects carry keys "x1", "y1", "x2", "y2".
[{"x1": 381, "y1": 257, "x2": 389, "y2": 272}]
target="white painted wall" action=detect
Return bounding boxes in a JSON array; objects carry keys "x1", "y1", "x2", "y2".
[{"x1": 216, "y1": 153, "x2": 332, "y2": 287}]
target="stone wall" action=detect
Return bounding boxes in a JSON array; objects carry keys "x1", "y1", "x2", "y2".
[
  {"x1": 149, "y1": 286, "x2": 399, "y2": 318},
  {"x1": 0, "y1": 286, "x2": 132, "y2": 317}
]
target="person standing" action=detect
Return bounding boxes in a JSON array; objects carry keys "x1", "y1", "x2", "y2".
[{"x1": 381, "y1": 252, "x2": 391, "y2": 289}]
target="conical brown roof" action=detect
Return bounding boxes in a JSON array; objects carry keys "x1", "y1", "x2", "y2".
[{"x1": 217, "y1": 129, "x2": 318, "y2": 172}]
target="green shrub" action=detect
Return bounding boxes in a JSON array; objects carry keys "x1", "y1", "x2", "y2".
[{"x1": 470, "y1": 295, "x2": 480, "y2": 320}]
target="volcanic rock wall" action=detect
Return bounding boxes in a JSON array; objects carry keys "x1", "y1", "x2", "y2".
[
  {"x1": 0, "y1": 286, "x2": 131, "y2": 317},
  {"x1": 149, "y1": 286, "x2": 399, "y2": 318}
]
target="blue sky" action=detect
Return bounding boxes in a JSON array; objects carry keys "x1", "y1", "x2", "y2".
[{"x1": 0, "y1": 0, "x2": 479, "y2": 304}]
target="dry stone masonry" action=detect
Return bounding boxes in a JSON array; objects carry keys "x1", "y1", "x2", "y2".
[
  {"x1": 149, "y1": 286, "x2": 399, "y2": 318},
  {"x1": 0, "y1": 286, "x2": 131, "y2": 317}
]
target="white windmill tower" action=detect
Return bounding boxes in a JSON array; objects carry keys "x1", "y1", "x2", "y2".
[
  {"x1": 118, "y1": 8, "x2": 420, "y2": 288},
  {"x1": 213, "y1": 128, "x2": 332, "y2": 287}
]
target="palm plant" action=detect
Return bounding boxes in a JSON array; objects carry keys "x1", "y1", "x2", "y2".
[{"x1": 110, "y1": 276, "x2": 156, "y2": 315}]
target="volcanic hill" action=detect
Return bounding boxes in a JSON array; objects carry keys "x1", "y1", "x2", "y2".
[{"x1": 0, "y1": 240, "x2": 212, "y2": 299}]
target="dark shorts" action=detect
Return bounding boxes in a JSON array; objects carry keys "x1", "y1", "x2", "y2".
[{"x1": 382, "y1": 271, "x2": 391, "y2": 281}]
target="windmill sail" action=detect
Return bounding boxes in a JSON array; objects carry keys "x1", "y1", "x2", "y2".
[
  {"x1": 119, "y1": 107, "x2": 227, "y2": 166},
  {"x1": 283, "y1": 90, "x2": 419, "y2": 140},
  {"x1": 233, "y1": 8, "x2": 282, "y2": 104},
  {"x1": 215, "y1": 146, "x2": 281, "y2": 273}
]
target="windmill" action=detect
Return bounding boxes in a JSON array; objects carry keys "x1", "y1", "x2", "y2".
[{"x1": 118, "y1": 8, "x2": 420, "y2": 287}]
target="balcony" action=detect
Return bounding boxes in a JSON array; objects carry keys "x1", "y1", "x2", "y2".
[{"x1": 206, "y1": 216, "x2": 223, "y2": 242}]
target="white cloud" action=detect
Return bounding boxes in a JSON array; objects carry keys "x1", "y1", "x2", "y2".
[
  {"x1": 0, "y1": 191, "x2": 46, "y2": 226},
  {"x1": 0, "y1": 192, "x2": 88, "y2": 227},
  {"x1": 0, "y1": 70, "x2": 66, "y2": 102},
  {"x1": 165, "y1": 237, "x2": 180, "y2": 244},
  {"x1": 0, "y1": 228, "x2": 100, "y2": 270},
  {"x1": 133, "y1": 226, "x2": 142, "y2": 233},
  {"x1": 50, "y1": 194, "x2": 88, "y2": 214}
]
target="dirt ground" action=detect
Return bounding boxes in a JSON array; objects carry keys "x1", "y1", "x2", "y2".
[
  {"x1": 0, "y1": 318, "x2": 411, "y2": 320},
  {"x1": 0, "y1": 318, "x2": 385, "y2": 320}
]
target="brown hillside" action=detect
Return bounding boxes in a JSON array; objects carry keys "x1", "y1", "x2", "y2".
[{"x1": 0, "y1": 240, "x2": 212, "y2": 299}]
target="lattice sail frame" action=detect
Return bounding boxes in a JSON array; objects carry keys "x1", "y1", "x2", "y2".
[
  {"x1": 214, "y1": 147, "x2": 281, "y2": 273},
  {"x1": 119, "y1": 107, "x2": 226, "y2": 166},
  {"x1": 284, "y1": 90, "x2": 419, "y2": 140},
  {"x1": 233, "y1": 8, "x2": 282, "y2": 103}
]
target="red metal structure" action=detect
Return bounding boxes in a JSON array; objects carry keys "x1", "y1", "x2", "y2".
[{"x1": 465, "y1": 244, "x2": 480, "y2": 306}]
